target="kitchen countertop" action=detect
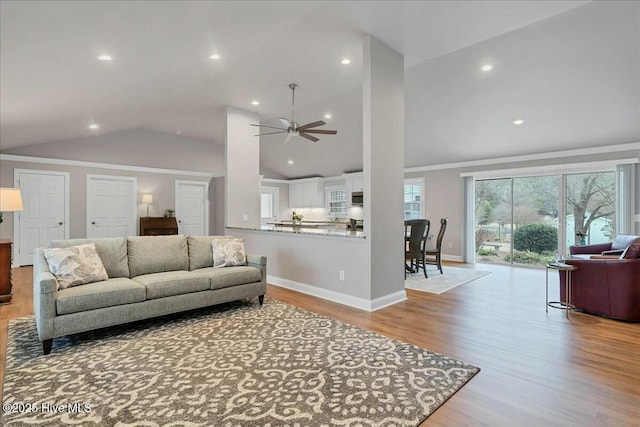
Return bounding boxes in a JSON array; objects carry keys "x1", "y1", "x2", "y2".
[{"x1": 227, "y1": 225, "x2": 365, "y2": 239}]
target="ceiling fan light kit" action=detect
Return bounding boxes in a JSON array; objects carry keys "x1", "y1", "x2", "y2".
[{"x1": 252, "y1": 83, "x2": 337, "y2": 143}]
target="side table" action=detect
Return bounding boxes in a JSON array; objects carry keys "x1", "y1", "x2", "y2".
[{"x1": 546, "y1": 262, "x2": 577, "y2": 319}]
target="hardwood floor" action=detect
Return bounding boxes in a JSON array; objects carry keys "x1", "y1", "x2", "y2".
[{"x1": 1, "y1": 263, "x2": 639, "y2": 426}]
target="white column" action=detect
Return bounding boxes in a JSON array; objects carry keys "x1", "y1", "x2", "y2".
[
  {"x1": 224, "y1": 107, "x2": 261, "y2": 229},
  {"x1": 363, "y1": 35, "x2": 406, "y2": 300}
]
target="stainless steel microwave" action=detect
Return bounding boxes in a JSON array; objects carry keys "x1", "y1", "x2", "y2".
[{"x1": 351, "y1": 191, "x2": 363, "y2": 206}]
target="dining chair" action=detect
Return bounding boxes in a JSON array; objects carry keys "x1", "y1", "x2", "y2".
[
  {"x1": 405, "y1": 219, "x2": 430, "y2": 278},
  {"x1": 424, "y1": 218, "x2": 448, "y2": 275}
]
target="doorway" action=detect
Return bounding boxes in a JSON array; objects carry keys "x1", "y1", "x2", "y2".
[
  {"x1": 14, "y1": 169, "x2": 69, "y2": 266},
  {"x1": 87, "y1": 175, "x2": 137, "y2": 238},
  {"x1": 175, "y1": 180, "x2": 209, "y2": 236}
]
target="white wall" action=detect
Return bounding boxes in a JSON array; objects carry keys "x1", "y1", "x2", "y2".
[
  {"x1": 3, "y1": 128, "x2": 225, "y2": 175},
  {"x1": 225, "y1": 107, "x2": 261, "y2": 228}
]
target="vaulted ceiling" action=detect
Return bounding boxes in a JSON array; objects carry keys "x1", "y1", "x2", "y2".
[{"x1": 1, "y1": 1, "x2": 637, "y2": 178}]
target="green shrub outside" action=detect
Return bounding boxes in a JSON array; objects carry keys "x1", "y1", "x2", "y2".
[
  {"x1": 477, "y1": 248, "x2": 498, "y2": 256},
  {"x1": 504, "y1": 250, "x2": 556, "y2": 265},
  {"x1": 513, "y1": 223, "x2": 558, "y2": 253}
]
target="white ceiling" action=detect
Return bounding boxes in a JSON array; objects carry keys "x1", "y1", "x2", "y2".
[{"x1": 2, "y1": 1, "x2": 636, "y2": 178}]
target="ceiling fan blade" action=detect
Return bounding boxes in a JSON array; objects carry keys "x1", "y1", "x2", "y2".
[
  {"x1": 255, "y1": 131, "x2": 287, "y2": 136},
  {"x1": 303, "y1": 129, "x2": 337, "y2": 135},
  {"x1": 251, "y1": 124, "x2": 287, "y2": 131},
  {"x1": 280, "y1": 118, "x2": 291, "y2": 128},
  {"x1": 283, "y1": 133, "x2": 294, "y2": 144},
  {"x1": 299, "y1": 120, "x2": 326, "y2": 131},
  {"x1": 299, "y1": 132, "x2": 320, "y2": 142}
]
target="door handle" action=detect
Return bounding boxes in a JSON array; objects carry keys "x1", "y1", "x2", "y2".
[
  {"x1": 91, "y1": 221, "x2": 96, "y2": 225},
  {"x1": 178, "y1": 220, "x2": 182, "y2": 223},
  {"x1": 58, "y1": 221, "x2": 63, "y2": 225}
]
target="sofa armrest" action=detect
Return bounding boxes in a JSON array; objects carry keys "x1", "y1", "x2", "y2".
[
  {"x1": 601, "y1": 249, "x2": 624, "y2": 256},
  {"x1": 570, "y1": 242, "x2": 612, "y2": 255},
  {"x1": 589, "y1": 255, "x2": 620, "y2": 260},
  {"x1": 247, "y1": 253, "x2": 267, "y2": 266},
  {"x1": 33, "y1": 248, "x2": 58, "y2": 341},
  {"x1": 247, "y1": 253, "x2": 267, "y2": 285}
]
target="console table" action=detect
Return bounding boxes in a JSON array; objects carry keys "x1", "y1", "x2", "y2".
[
  {"x1": 140, "y1": 217, "x2": 179, "y2": 236},
  {"x1": 0, "y1": 239, "x2": 13, "y2": 304}
]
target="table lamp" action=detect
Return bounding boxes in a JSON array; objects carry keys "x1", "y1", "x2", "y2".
[
  {"x1": 0, "y1": 188, "x2": 23, "y2": 305},
  {"x1": 0, "y1": 187, "x2": 24, "y2": 224},
  {"x1": 142, "y1": 194, "x2": 153, "y2": 217}
]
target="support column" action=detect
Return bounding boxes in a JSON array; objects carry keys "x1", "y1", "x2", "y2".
[
  {"x1": 224, "y1": 107, "x2": 261, "y2": 229},
  {"x1": 363, "y1": 35, "x2": 406, "y2": 301}
]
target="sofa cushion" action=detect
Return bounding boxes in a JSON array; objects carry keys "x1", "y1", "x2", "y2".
[
  {"x1": 49, "y1": 237, "x2": 129, "y2": 278},
  {"x1": 128, "y1": 235, "x2": 189, "y2": 277},
  {"x1": 191, "y1": 266, "x2": 261, "y2": 290},
  {"x1": 212, "y1": 238, "x2": 247, "y2": 268},
  {"x1": 133, "y1": 271, "x2": 210, "y2": 300},
  {"x1": 43, "y1": 243, "x2": 109, "y2": 290},
  {"x1": 56, "y1": 277, "x2": 146, "y2": 315},
  {"x1": 611, "y1": 234, "x2": 640, "y2": 251},
  {"x1": 187, "y1": 235, "x2": 234, "y2": 270}
]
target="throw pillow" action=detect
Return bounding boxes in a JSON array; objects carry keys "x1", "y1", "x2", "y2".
[
  {"x1": 212, "y1": 238, "x2": 247, "y2": 268},
  {"x1": 43, "y1": 243, "x2": 109, "y2": 290},
  {"x1": 622, "y1": 240, "x2": 640, "y2": 259}
]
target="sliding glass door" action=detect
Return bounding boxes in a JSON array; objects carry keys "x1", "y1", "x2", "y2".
[{"x1": 474, "y1": 172, "x2": 614, "y2": 266}]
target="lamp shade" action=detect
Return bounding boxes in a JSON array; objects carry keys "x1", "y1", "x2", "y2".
[
  {"x1": 0, "y1": 188, "x2": 24, "y2": 212},
  {"x1": 142, "y1": 194, "x2": 153, "y2": 204}
]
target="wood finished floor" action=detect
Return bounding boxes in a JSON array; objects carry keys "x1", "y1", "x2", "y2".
[{"x1": 1, "y1": 263, "x2": 639, "y2": 426}]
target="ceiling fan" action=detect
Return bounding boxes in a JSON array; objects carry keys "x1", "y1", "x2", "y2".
[{"x1": 252, "y1": 83, "x2": 337, "y2": 143}]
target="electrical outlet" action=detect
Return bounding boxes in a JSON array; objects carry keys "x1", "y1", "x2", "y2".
[
  {"x1": 243, "y1": 214, "x2": 248, "y2": 221},
  {"x1": 339, "y1": 270, "x2": 345, "y2": 281},
  {"x1": 448, "y1": 241, "x2": 453, "y2": 249}
]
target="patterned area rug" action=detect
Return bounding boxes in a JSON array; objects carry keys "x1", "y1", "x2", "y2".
[
  {"x1": 405, "y1": 266, "x2": 491, "y2": 294},
  {"x1": 2, "y1": 299, "x2": 479, "y2": 426}
]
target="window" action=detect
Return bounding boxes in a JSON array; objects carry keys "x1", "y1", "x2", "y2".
[
  {"x1": 326, "y1": 188, "x2": 347, "y2": 216},
  {"x1": 404, "y1": 180, "x2": 424, "y2": 220}
]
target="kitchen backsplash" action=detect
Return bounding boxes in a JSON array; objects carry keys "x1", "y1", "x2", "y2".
[{"x1": 284, "y1": 206, "x2": 364, "y2": 221}]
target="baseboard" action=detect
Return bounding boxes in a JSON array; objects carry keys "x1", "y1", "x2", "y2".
[
  {"x1": 370, "y1": 290, "x2": 407, "y2": 311},
  {"x1": 442, "y1": 254, "x2": 463, "y2": 262},
  {"x1": 267, "y1": 275, "x2": 406, "y2": 312}
]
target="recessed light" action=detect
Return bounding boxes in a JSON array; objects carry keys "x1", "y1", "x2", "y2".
[
  {"x1": 176, "y1": 130, "x2": 182, "y2": 135},
  {"x1": 341, "y1": 58, "x2": 351, "y2": 65},
  {"x1": 481, "y1": 64, "x2": 493, "y2": 72},
  {"x1": 97, "y1": 54, "x2": 112, "y2": 61},
  {"x1": 512, "y1": 119, "x2": 524, "y2": 125},
  {"x1": 324, "y1": 113, "x2": 332, "y2": 120},
  {"x1": 209, "y1": 54, "x2": 220, "y2": 60},
  {"x1": 251, "y1": 100, "x2": 260, "y2": 106},
  {"x1": 88, "y1": 124, "x2": 99, "y2": 130},
  {"x1": 288, "y1": 160, "x2": 294, "y2": 165}
]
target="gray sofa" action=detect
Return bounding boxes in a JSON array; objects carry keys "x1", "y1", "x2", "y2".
[{"x1": 33, "y1": 235, "x2": 267, "y2": 354}]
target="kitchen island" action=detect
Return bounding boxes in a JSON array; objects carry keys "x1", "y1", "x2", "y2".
[{"x1": 228, "y1": 225, "x2": 365, "y2": 238}]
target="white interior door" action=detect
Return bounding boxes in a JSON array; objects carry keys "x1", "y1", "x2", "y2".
[
  {"x1": 15, "y1": 170, "x2": 69, "y2": 266},
  {"x1": 87, "y1": 175, "x2": 137, "y2": 238},
  {"x1": 175, "y1": 180, "x2": 209, "y2": 236}
]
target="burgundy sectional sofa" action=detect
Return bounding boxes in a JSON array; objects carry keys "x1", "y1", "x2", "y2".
[{"x1": 560, "y1": 235, "x2": 640, "y2": 321}]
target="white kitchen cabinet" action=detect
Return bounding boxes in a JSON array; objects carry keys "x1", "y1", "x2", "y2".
[
  {"x1": 351, "y1": 175, "x2": 364, "y2": 192},
  {"x1": 288, "y1": 179, "x2": 324, "y2": 208},
  {"x1": 289, "y1": 183, "x2": 305, "y2": 208},
  {"x1": 343, "y1": 172, "x2": 364, "y2": 207}
]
